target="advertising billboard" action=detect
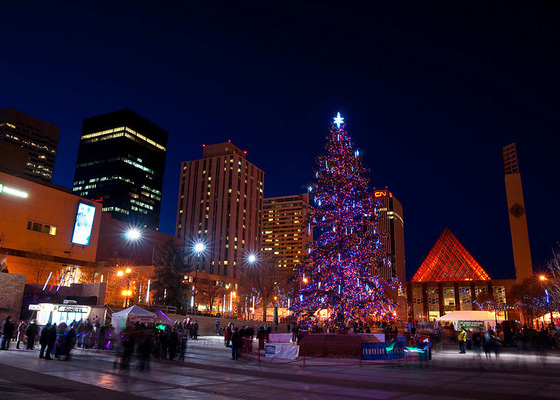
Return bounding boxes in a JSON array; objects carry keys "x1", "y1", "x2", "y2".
[{"x1": 71, "y1": 202, "x2": 96, "y2": 245}]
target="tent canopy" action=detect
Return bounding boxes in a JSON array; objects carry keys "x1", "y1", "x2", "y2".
[
  {"x1": 436, "y1": 310, "x2": 504, "y2": 329},
  {"x1": 111, "y1": 305, "x2": 156, "y2": 332}
]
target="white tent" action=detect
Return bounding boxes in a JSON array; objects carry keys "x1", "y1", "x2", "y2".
[
  {"x1": 111, "y1": 305, "x2": 156, "y2": 333},
  {"x1": 436, "y1": 310, "x2": 504, "y2": 330}
]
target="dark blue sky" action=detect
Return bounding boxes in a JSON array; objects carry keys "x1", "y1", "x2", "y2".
[{"x1": 2, "y1": 1, "x2": 559, "y2": 280}]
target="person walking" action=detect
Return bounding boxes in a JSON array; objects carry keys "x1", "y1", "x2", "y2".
[
  {"x1": 472, "y1": 330, "x2": 483, "y2": 358},
  {"x1": 458, "y1": 327, "x2": 467, "y2": 354},
  {"x1": 45, "y1": 323, "x2": 57, "y2": 360},
  {"x1": 120, "y1": 326, "x2": 135, "y2": 370},
  {"x1": 193, "y1": 320, "x2": 199, "y2": 340},
  {"x1": 39, "y1": 323, "x2": 51, "y2": 358},
  {"x1": 215, "y1": 319, "x2": 220, "y2": 336},
  {"x1": 16, "y1": 321, "x2": 27, "y2": 349},
  {"x1": 26, "y1": 321, "x2": 39, "y2": 350},
  {"x1": 63, "y1": 324, "x2": 76, "y2": 361},
  {"x1": 231, "y1": 327, "x2": 240, "y2": 360},
  {"x1": 168, "y1": 329, "x2": 179, "y2": 360},
  {"x1": 0, "y1": 316, "x2": 14, "y2": 350},
  {"x1": 224, "y1": 323, "x2": 232, "y2": 347}
]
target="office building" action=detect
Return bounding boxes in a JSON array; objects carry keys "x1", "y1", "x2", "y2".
[
  {"x1": 72, "y1": 109, "x2": 167, "y2": 230},
  {"x1": 372, "y1": 189, "x2": 405, "y2": 283},
  {"x1": 176, "y1": 142, "x2": 264, "y2": 280},
  {"x1": 262, "y1": 193, "x2": 312, "y2": 269},
  {"x1": 503, "y1": 143, "x2": 533, "y2": 282},
  {"x1": 0, "y1": 107, "x2": 60, "y2": 182}
]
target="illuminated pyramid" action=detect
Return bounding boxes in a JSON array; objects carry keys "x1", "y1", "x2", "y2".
[{"x1": 411, "y1": 228, "x2": 491, "y2": 282}]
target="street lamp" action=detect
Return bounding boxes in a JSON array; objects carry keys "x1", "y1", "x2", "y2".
[
  {"x1": 117, "y1": 267, "x2": 133, "y2": 307},
  {"x1": 539, "y1": 274, "x2": 554, "y2": 328},
  {"x1": 192, "y1": 241, "x2": 206, "y2": 315},
  {"x1": 230, "y1": 291, "x2": 236, "y2": 315},
  {"x1": 246, "y1": 253, "x2": 259, "y2": 319}
]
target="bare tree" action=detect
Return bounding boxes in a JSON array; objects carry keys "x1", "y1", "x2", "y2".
[
  {"x1": 199, "y1": 281, "x2": 224, "y2": 314},
  {"x1": 78, "y1": 266, "x2": 96, "y2": 284},
  {"x1": 510, "y1": 278, "x2": 548, "y2": 326},
  {"x1": 244, "y1": 254, "x2": 290, "y2": 322},
  {"x1": 28, "y1": 248, "x2": 54, "y2": 284},
  {"x1": 547, "y1": 247, "x2": 560, "y2": 310},
  {"x1": 473, "y1": 291, "x2": 495, "y2": 311}
]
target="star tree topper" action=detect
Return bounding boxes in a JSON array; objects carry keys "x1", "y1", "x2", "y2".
[{"x1": 333, "y1": 112, "x2": 344, "y2": 128}]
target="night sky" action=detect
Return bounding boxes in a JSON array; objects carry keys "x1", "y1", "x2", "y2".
[{"x1": 2, "y1": 1, "x2": 559, "y2": 280}]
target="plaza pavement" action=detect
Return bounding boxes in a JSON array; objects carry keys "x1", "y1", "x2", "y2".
[{"x1": 0, "y1": 336, "x2": 559, "y2": 400}]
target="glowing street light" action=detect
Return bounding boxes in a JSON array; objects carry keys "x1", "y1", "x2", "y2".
[
  {"x1": 124, "y1": 228, "x2": 142, "y2": 241},
  {"x1": 194, "y1": 242, "x2": 205, "y2": 254},
  {"x1": 248, "y1": 254, "x2": 257, "y2": 264},
  {"x1": 539, "y1": 275, "x2": 548, "y2": 281}
]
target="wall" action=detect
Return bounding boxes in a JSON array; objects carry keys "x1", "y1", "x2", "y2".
[{"x1": 0, "y1": 273, "x2": 26, "y2": 322}]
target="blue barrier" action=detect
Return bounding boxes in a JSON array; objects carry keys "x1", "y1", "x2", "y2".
[{"x1": 361, "y1": 342, "x2": 405, "y2": 360}]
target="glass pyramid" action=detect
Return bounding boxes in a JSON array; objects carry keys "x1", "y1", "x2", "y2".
[{"x1": 411, "y1": 228, "x2": 491, "y2": 282}]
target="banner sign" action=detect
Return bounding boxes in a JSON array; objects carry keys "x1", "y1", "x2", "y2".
[
  {"x1": 458, "y1": 320, "x2": 484, "y2": 330},
  {"x1": 57, "y1": 306, "x2": 89, "y2": 313},
  {"x1": 129, "y1": 315, "x2": 156, "y2": 322},
  {"x1": 361, "y1": 342, "x2": 405, "y2": 360},
  {"x1": 268, "y1": 333, "x2": 291, "y2": 343},
  {"x1": 265, "y1": 343, "x2": 300, "y2": 359}
]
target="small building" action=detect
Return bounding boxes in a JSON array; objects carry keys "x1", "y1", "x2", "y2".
[{"x1": 0, "y1": 170, "x2": 102, "y2": 285}]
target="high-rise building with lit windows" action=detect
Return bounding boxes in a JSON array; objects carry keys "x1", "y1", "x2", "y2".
[
  {"x1": 0, "y1": 107, "x2": 60, "y2": 182},
  {"x1": 262, "y1": 193, "x2": 312, "y2": 269},
  {"x1": 176, "y1": 142, "x2": 264, "y2": 280},
  {"x1": 372, "y1": 189, "x2": 405, "y2": 283},
  {"x1": 72, "y1": 109, "x2": 167, "y2": 230}
]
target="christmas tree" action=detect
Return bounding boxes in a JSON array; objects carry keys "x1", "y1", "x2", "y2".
[{"x1": 291, "y1": 113, "x2": 398, "y2": 330}]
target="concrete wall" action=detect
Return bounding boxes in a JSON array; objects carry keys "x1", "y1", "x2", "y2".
[{"x1": 0, "y1": 273, "x2": 26, "y2": 322}]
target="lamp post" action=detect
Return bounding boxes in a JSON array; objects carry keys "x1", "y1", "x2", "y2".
[
  {"x1": 540, "y1": 275, "x2": 554, "y2": 328},
  {"x1": 228, "y1": 291, "x2": 237, "y2": 316},
  {"x1": 247, "y1": 253, "x2": 258, "y2": 319},
  {"x1": 192, "y1": 242, "x2": 206, "y2": 315},
  {"x1": 117, "y1": 267, "x2": 133, "y2": 308}
]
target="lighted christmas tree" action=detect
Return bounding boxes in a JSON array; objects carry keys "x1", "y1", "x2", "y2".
[{"x1": 291, "y1": 113, "x2": 398, "y2": 330}]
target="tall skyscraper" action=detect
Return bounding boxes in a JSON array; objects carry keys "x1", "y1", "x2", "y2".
[
  {"x1": 176, "y1": 142, "x2": 264, "y2": 280},
  {"x1": 503, "y1": 143, "x2": 533, "y2": 282},
  {"x1": 372, "y1": 189, "x2": 405, "y2": 283},
  {"x1": 72, "y1": 109, "x2": 167, "y2": 230},
  {"x1": 262, "y1": 193, "x2": 312, "y2": 269},
  {"x1": 0, "y1": 107, "x2": 60, "y2": 182}
]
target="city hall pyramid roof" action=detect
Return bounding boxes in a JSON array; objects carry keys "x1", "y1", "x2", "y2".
[{"x1": 411, "y1": 228, "x2": 491, "y2": 282}]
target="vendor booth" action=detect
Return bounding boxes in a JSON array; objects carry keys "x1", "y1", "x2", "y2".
[
  {"x1": 111, "y1": 305, "x2": 156, "y2": 333},
  {"x1": 30, "y1": 303, "x2": 92, "y2": 326},
  {"x1": 436, "y1": 310, "x2": 504, "y2": 330}
]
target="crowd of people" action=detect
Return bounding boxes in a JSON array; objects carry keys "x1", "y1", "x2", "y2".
[
  {"x1": 0, "y1": 316, "x2": 78, "y2": 360},
  {"x1": 2, "y1": 314, "x2": 559, "y2": 368},
  {"x1": 414, "y1": 320, "x2": 560, "y2": 357}
]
